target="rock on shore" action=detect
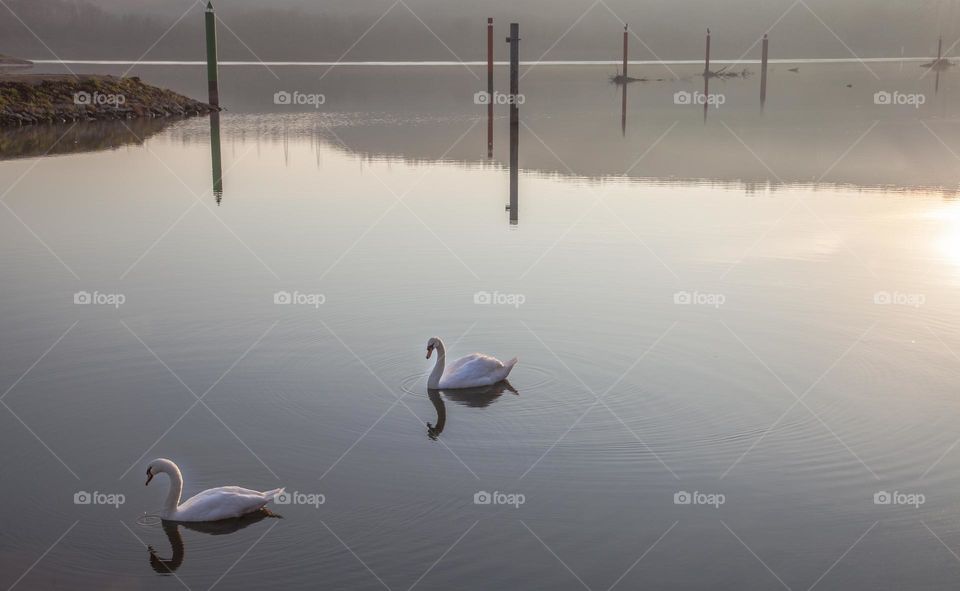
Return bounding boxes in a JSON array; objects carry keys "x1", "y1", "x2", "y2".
[{"x1": 0, "y1": 74, "x2": 218, "y2": 126}]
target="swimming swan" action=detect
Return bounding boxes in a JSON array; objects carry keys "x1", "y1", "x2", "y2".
[
  {"x1": 145, "y1": 458, "x2": 283, "y2": 522},
  {"x1": 425, "y1": 337, "x2": 517, "y2": 389}
]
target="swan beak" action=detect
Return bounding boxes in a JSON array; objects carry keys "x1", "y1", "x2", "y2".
[
  {"x1": 145, "y1": 470, "x2": 154, "y2": 486},
  {"x1": 426, "y1": 347, "x2": 432, "y2": 359}
]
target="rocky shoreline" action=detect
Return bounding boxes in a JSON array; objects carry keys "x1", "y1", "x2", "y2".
[{"x1": 0, "y1": 74, "x2": 218, "y2": 126}]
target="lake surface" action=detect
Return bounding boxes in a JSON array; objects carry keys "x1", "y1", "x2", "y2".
[{"x1": 3, "y1": 61, "x2": 960, "y2": 589}]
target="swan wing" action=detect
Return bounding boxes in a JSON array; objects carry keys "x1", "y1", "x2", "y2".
[
  {"x1": 174, "y1": 486, "x2": 281, "y2": 522},
  {"x1": 441, "y1": 354, "x2": 508, "y2": 388}
]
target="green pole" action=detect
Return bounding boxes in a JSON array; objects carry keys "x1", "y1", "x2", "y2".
[{"x1": 205, "y1": 1, "x2": 220, "y2": 107}]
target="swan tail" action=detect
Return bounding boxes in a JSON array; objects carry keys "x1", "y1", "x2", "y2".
[
  {"x1": 502, "y1": 357, "x2": 519, "y2": 377},
  {"x1": 263, "y1": 487, "x2": 285, "y2": 502}
]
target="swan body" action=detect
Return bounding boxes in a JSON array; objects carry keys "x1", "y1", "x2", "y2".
[
  {"x1": 426, "y1": 337, "x2": 517, "y2": 389},
  {"x1": 146, "y1": 458, "x2": 283, "y2": 522}
]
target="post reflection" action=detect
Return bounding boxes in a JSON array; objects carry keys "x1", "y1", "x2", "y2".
[
  {"x1": 210, "y1": 111, "x2": 224, "y2": 205},
  {"x1": 620, "y1": 81, "x2": 627, "y2": 136}
]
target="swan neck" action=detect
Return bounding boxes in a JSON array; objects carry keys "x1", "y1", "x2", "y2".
[
  {"x1": 162, "y1": 463, "x2": 183, "y2": 518},
  {"x1": 428, "y1": 342, "x2": 445, "y2": 389}
]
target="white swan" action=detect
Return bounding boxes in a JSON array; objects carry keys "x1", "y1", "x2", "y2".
[
  {"x1": 426, "y1": 337, "x2": 517, "y2": 389},
  {"x1": 145, "y1": 458, "x2": 283, "y2": 522}
]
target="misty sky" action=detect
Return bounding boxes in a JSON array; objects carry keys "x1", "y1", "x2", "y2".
[{"x1": 3, "y1": 0, "x2": 959, "y2": 62}]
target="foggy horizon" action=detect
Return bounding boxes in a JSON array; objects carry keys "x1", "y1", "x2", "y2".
[{"x1": 4, "y1": 0, "x2": 960, "y2": 63}]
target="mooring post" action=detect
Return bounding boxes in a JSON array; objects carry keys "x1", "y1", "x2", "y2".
[
  {"x1": 760, "y1": 33, "x2": 769, "y2": 107},
  {"x1": 622, "y1": 24, "x2": 629, "y2": 80},
  {"x1": 205, "y1": 2, "x2": 220, "y2": 107},
  {"x1": 506, "y1": 22, "x2": 519, "y2": 223},
  {"x1": 704, "y1": 28, "x2": 711, "y2": 78},
  {"x1": 487, "y1": 17, "x2": 494, "y2": 158}
]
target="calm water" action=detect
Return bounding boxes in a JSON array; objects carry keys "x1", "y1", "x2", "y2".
[{"x1": 3, "y1": 62, "x2": 960, "y2": 589}]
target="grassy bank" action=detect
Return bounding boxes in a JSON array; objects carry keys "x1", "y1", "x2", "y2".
[{"x1": 0, "y1": 74, "x2": 217, "y2": 126}]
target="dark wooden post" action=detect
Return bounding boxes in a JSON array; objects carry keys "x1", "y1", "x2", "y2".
[
  {"x1": 205, "y1": 2, "x2": 220, "y2": 107},
  {"x1": 622, "y1": 24, "x2": 629, "y2": 80},
  {"x1": 487, "y1": 18, "x2": 494, "y2": 158},
  {"x1": 760, "y1": 33, "x2": 769, "y2": 107},
  {"x1": 506, "y1": 23, "x2": 519, "y2": 224},
  {"x1": 704, "y1": 28, "x2": 711, "y2": 78}
]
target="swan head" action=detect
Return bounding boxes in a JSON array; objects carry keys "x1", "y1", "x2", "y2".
[
  {"x1": 426, "y1": 337, "x2": 442, "y2": 359},
  {"x1": 145, "y1": 458, "x2": 178, "y2": 486}
]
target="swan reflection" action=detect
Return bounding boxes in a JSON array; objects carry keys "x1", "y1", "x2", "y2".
[
  {"x1": 148, "y1": 509, "x2": 276, "y2": 574},
  {"x1": 426, "y1": 381, "x2": 518, "y2": 440}
]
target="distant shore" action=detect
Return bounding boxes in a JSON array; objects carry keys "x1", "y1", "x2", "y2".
[
  {"x1": 0, "y1": 73, "x2": 217, "y2": 126},
  {"x1": 0, "y1": 54, "x2": 32, "y2": 67}
]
